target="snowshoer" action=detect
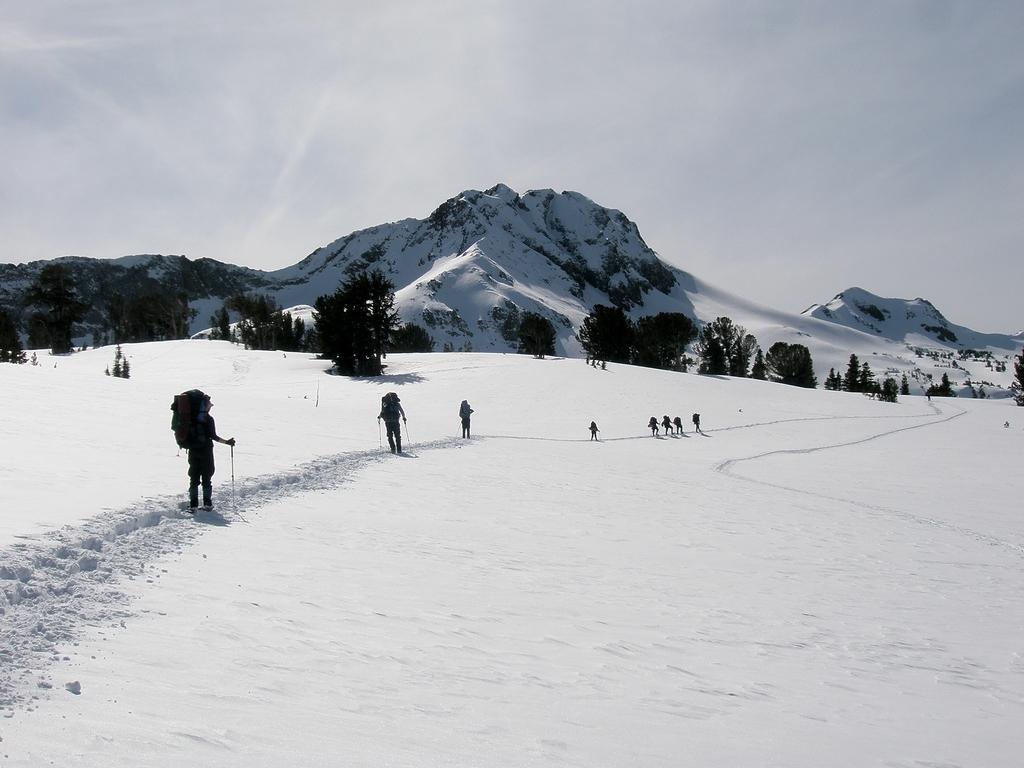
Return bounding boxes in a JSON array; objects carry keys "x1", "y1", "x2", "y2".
[
  {"x1": 378, "y1": 392, "x2": 407, "y2": 453},
  {"x1": 692, "y1": 412, "x2": 702, "y2": 433},
  {"x1": 661, "y1": 415, "x2": 672, "y2": 435},
  {"x1": 459, "y1": 399, "x2": 474, "y2": 438},
  {"x1": 672, "y1": 416, "x2": 684, "y2": 434},
  {"x1": 648, "y1": 417, "x2": 659, "y2": 436},
  {"x1": 589, "y1": 421, "x2": 600, "y2": 441},
  {"x1": 178, "y1": 392, "x2": 235, "y2": 510}
]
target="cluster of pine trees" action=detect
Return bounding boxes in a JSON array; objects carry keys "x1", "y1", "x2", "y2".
[
  {"x1": 105, "y1": 345, "x2": 131, "y2": 378},
  {"x1": 577, "y1": 304, "x2": 697, "y2": 371},
  {"x1": 823, "y1": 354, "x2": 902, "y2": 402},
  {"x1": 101, "y1": 290, "x2": 195, "y2": 346},
  {"x1": 210, "y1": 294, "x2": 309, "y2": 352},
  {"x1": 3, "y1": 263, "x2": 201, "y2": 356}
]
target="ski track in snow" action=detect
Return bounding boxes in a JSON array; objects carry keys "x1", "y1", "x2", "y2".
[
  {"x1": 0, "y1": 437, "x2": 462, "y2": 715},
  {"x1": 715, "y1": 402, "x2": 1024, "y2": 557}
]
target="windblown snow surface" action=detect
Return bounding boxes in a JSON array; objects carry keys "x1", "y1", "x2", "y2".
[{"x1": 0, "y1": 342, "x2": 1021, "y2": 767}]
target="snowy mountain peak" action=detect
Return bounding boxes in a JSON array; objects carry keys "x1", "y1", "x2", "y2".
[
  {"x1": 266, "y1": 185, "x2": 686, "y2": 354},
  {"x1": 802, "y1": 287, "x2": 1017, "y2": 351}
]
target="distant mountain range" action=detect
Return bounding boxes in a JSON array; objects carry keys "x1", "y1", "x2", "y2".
[{"x1": 1, "y1": 184, "x2": 1020, "y2": 396}]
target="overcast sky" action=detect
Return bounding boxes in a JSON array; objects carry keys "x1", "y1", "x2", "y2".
[{"x1": 2, "y1": 1, "x2": 1022, "y2": 332}]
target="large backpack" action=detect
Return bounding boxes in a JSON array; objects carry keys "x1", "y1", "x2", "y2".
[
  {"x1": 171, "y1": 389, "x2": 210, "y2": 449},
  {"x1": 381, "y1": 391, "x2": 401, "y2": 421}
]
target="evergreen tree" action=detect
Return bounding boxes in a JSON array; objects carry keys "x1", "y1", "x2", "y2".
[
  {"x1": 880, "y1": 377, "x2": 899, "y2": 403},
  {"x1": 823, "y1": 368, "x2": 842, "y2": 391},
  {"x1": 578, "y1": 304, "x2": 634, "y2": 364},
  {"x1": 518, "y1": 312, "x2": 556, "y2": 358},
  {"x1": 731, "y1": 332, "x2": 759, "y2": 378},
  {"x1": 26, "y1": 312, "x2": 50, "y2": 350},
  {"x1": 313, "y1": 270, "x2": 400, "y2": 375},
  {"x1": 750, "y1": 348, "x2": 767, "y2": 380},
  {"x1": 694, "y1": 317, "x2": 730, "y2": 375},
  {"x1": 694, "y1": 316, "x2": 754, "y2": 376},
  {"x1": 24, "y1": 264, "x2": 86, "y2": 354},
  {"x1": 209, "y1": 306, "x2": 232, "y2": 341},
  {"x1": 764, "y1": 342, "x2": 817, "y2": 388},
  {"x1": 843, "y1": 354, "x2": 861, "y2": 392},
  {"x1": 900, "y1": 374, "x2": 910, "y2": 396},
  {"x1": 111, "y1": 346, "x2": 123, "y2": 377},
  {"x1": 390, "y1": 322, "x2": 434, "y2": 353},
  {"x1": 0, "y1": 309, "x2": 26, "y2": 364},
  {"x1": 858, "y1": 361, "x2": 877, "y2": 395},
  {"x1": 1013, "y1": 352, "x2": 1024, "y2": 406},
  {"x1": 926, "y1": 372, "x2": 956, "y2": 398},
  {"x1": 121, "y1": 352, "x2": 130, "y2": 379},
  {"x1": 631, "y1": 312, "x2": 697, "y2": 371}
]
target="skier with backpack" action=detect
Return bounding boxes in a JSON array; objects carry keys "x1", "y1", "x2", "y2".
[
  {"x1": 648, "y1": 416, "x2": 659, "y2": 436},
  {"x1": 459, "y1": 399, "x2": 474, "y2": 438},
  {"x1": 170, "y1": 389, "x2": 236, "y2": 511},
  {"x1": 672, "y1": 416, "x2": 684, "y2": 434},
  {"x1": 661, "y1": 415, "x2": 672, "y2": 435},
  {"x1": 692, "y1": 412, "x2": 702, "y2": 433},
  {"x1": 378, "y1": 392, "x2": 407, "y2": 453},
  {"x1": 589, "y1": 421, "x2": 600, "y2": 440}
]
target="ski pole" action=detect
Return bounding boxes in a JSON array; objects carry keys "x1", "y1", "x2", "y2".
[
  {"x1": 404, "y1": 420, "x2": 410, "y2": 447},
  {"x1": 378, "y1": 419, "x2": 383, "y2": 450},
  {"x1": 231, "y1": 443, "x2": 235, "y2": 514}
]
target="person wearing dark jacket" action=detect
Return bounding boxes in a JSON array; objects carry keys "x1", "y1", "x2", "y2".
[
  {"x1": 459, "y1": 400, "x2": 474, "y2": 438},
  {"x1": 648, "y1": 416, "x2": 659, "y2": 436},
  {"x1": 378, "y1": 393, "x2": 407, "y2": 453},
  {"x1": 673, "y1": 416, "x2": 684, "y2": 434},
  {"x1": 589, "y1": 421, "x2": 600, "y2": 440},
  {"x1": 692, "y1": 412, "x2": 702, "y2": 433},
  {"x1": 661, "y1": 415, "x2": 672, "y2": 435},
  {"x1": 187, "y1": 396, "x2": 235, "y2": 511}
]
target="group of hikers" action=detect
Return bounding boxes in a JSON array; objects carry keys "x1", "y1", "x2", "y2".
[
  {"x1": 173, "y1": 389, "x2": 702, "y2": 510},
  {"x1": 648, "y1": 413, "x2": 701, "y2": 436},
  {"x1": 588, "y1": 413, "x2": 702, "y2": 441}
]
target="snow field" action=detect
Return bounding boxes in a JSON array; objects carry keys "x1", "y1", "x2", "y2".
[{"x1": 0, "y1": 343, "x2": 1022, "y2": 766}]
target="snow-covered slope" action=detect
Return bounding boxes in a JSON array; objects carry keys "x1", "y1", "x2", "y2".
[
  {"x1": 1, "y1": 344, "x2": 1022, "y2": 766},
  {"x1": 804, "y1": 287, "x2": 1021, "y2": 351}
]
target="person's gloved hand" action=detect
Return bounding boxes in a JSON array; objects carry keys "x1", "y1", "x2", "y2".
[{"x1": 227, "y1": 438, "x2": 236, "y2": 447}]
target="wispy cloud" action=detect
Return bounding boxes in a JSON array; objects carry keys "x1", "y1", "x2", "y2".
[{"x1": 1, "y1": 1, "x2": 1022, "y2": 330}]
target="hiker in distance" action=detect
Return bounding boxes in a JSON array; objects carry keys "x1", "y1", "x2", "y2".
[
  {"x1": 459, "y1": 399, "x2": 474, "y2": 438},
  {"x1": 172, "y1": 390, "x2": 236, "y2": 511},
  {"x1": 692, "y1": 412, "x2": 702, "y2": 434},
  {"x1": 648, "y1": 416, "x2": 659, "y2": 436},
  {"x1": 661, "y1": 415, "x2": 672, "y2": 435},
  {"x1": 379, "y1": 392, "x2": 407, "y2": 454},
  {"x1": 589, "y1": 421, "x2": 600, "y2": 441},
  {"x1": 673, "y1": 416, "x2": 684, "y2": 435}
]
